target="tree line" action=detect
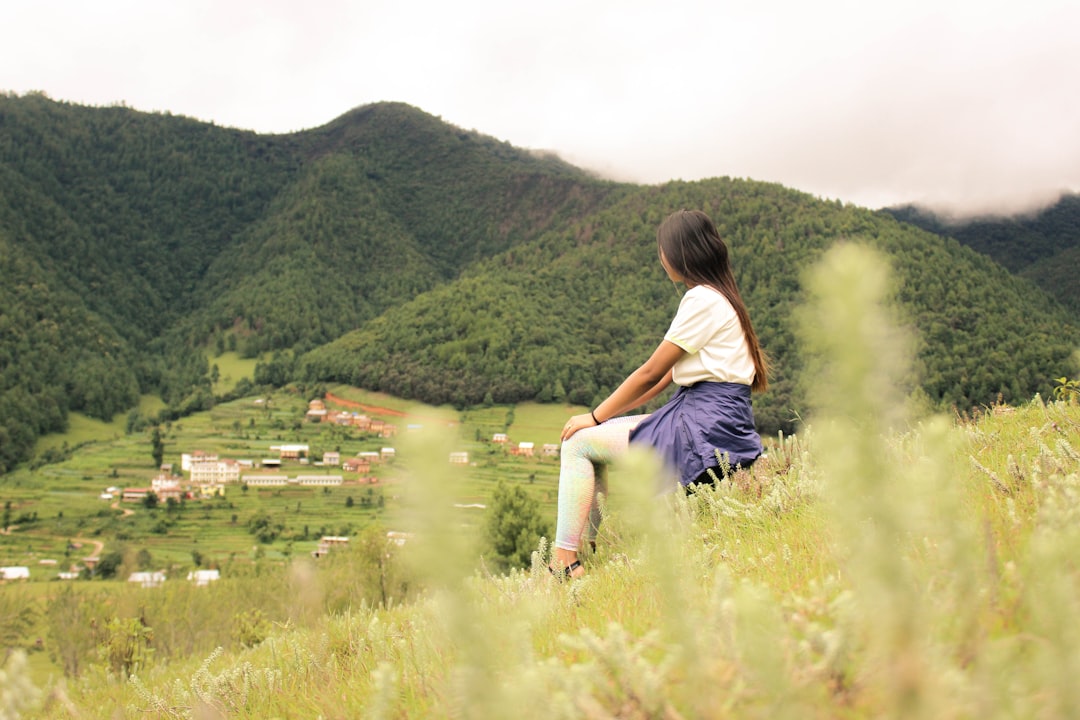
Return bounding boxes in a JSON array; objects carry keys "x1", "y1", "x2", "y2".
[{"x1": 1, "y1": 92, "x2": 1077, "y2": 471}]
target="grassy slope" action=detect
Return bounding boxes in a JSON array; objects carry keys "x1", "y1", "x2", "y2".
[
  {"x1": 9, "y1": 396, "x2": 1076, "y2": 719},
  {"x1": 11, "y1": 244, "x2": 1080, "y2": 718}
]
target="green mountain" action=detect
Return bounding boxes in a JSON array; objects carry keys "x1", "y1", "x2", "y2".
[
  {"x1": 1, "y1": 92, "x2": 1078, "y2": 473},
  {"x1": 884, "y1": 195, "x2": 1080, "y2": 312},
  {"x1": 300, "y1": 179, "x2": 1080, "y2": 433}
]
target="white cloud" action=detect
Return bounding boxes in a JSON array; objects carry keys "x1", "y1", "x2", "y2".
[{"x1": 2, "y1": 0, "x2": 1078, "y2": 216}]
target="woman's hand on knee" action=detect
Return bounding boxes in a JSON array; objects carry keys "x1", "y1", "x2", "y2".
[{"x1": 561, "y1": 413, "x2": 599, "y2": 441}]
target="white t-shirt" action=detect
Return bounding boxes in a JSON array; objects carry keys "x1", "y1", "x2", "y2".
[{"x1": 664, "y1": 285, "x2": 756, "y2": 387}]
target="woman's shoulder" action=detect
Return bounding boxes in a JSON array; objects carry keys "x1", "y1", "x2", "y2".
[{"x1": 684, "y1": 284, "x2": 733, "y2": 309}]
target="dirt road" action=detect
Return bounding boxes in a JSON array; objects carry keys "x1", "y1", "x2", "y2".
[
  {"x1": 111, "y1": 500, "x2": 135, "y2": 518},
  {"x1": 325, "y1": 392, "x2": 458, "y2": 426}
]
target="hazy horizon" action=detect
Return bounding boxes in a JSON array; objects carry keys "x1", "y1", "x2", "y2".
[{"x1": 3, "y1": 1, "x2": 1078, "y2": 219}]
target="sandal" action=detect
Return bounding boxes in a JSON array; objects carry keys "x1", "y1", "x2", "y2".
[{"x1": 548, "y1": 560, "x2": 582, "y2": 579}]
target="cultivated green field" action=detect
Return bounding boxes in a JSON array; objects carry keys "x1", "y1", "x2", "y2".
[
  {"x1": 1, "y1": 384, "x2": 579, "y2": 580},
  {"x1": 1, "y1": 381, "x2": 592, "y2": 689},
  {"x1": 207, "y1": 352, "x2": 261, "y2": 396}
]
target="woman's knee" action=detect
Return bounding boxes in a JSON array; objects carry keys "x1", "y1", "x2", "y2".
[{"x1": 561, "y1": 432, "x2": 592, "y2": 458}]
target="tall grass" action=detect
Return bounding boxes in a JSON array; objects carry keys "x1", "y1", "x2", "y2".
[{"x1": 10, "y1": 244, "x2": 1080, "y2": 718}]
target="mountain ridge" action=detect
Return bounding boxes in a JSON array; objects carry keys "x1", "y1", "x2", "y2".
[
  {"x1": 1, "y1": 92, "x2": 1077, "y2": 473},
  {"x1": 883, "y1": 194, "x2": 1080, "y2": 312}
]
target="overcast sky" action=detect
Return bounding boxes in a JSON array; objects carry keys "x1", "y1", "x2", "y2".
[{"x1": 3, "y1": 0, "x2": 1079, "y2": 217}]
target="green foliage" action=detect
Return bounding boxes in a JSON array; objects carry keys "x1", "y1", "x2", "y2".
[
  {"x1": 2, "y1": 92, "x2": 1078, "y2": 476},
  {"x1": 1054, "y1": 376, "x2": 1080, "y2": 402},
  {"x1": 482, "y1": 479, "x2": 551, "y2": 572},
  {"x1": 0, "y1": 651, "x2": 39, "y2": 718},
  {"x1": 95, "y1": 616, "x2": 154, "y2": 678},
  {"x1": 230, "y1": 609, "x2": 272, "y2": 649},
  {"x1": 319, "y1": 524, "x2": 417, "y2": 610},
  {"x1": 886, "y1": 194, "x2": 1080, "y2": 312},
  {"x1": 44, "y1": 584, "x2": 109, "y2": 679},
  {"x1": 10, "y1": 395, "x2": 1080, "y2": 718},
  {"x1": 301, "y1": 180, "x2": 1080, "y2": 435},
  {"x1": 0, "y1": 588, "x2": 37, "y2": 652},
  {"x1": 94, "y1": 549, "x2": 125, "y2": 579},
  {"x1": 247, "y1": 510, "x2": 284, "y2": 544},
  {"x1": 151, "y1": 426, "x2": 165, "y2": 468}
]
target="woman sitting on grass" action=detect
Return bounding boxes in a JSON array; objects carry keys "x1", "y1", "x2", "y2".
[{"x1": 552, "y1": 209, "x2": 769, "y2": 578}]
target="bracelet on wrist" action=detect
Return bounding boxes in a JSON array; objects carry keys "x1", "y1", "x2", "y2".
[{"x1": 590, "y1": 410, "x2": 600, "y2": 425}]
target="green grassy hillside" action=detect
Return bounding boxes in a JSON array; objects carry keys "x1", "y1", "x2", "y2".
[{"x1": 4, "y1": 245, "x2": 1078, "y2": 718}]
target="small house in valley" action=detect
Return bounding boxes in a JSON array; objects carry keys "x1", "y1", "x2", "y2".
[
  {"x1": 1, "y1": 566, "x2": 30, "y2": 581},
  {"x1": 187, "y1": 569, "x2": 220, "y2": 586},
  {"x1": 312, "y1": 536, "x2": 350, "y2": 558},
  {"x1": 128, "y1": 571, "x2": 166, "y2": 588}
]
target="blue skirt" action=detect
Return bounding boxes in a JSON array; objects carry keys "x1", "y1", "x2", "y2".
[{"x1": 629, "y1": 381, "x2": 762, "y2": 486}]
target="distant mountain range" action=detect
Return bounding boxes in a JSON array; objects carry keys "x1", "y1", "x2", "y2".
[
  {"x1": 884, "y1": 196, "x2": 1080, "y2": 313},
  {"x1": 1, "y1": 92, "x2": 1077, "y2": 473}
]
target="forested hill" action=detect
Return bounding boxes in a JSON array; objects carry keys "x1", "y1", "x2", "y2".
[
  {"x1": 298, "y1": 179, "x2": 1080, "y2": 433},
  {"x1": 1, "y1": 92, "x2": 1078, "y2": 474},
  {"x1": 0, "y1": 93, "x2": 619, "y2": 472},
  {"x1": 884, "y1": 194, "x2": 1080, "y2": 313}
]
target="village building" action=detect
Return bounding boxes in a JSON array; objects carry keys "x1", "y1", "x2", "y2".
[
  {"x1": 197, "y1": 482, "x2": 226, "y2": 498},
  {"x1": 274, "y1": 444, "x2": 310, "y2": 460},
  {"x1": 1, "y1": 566, "x2": 30, "y2": 581},
  {"x1": 128, "y1": 571, "x2": 166, "y2": 588},
  {"x1": 122, "y1": 488, "x2": 151, "y2": 503},
  {"x1": 322, "y1": 451, "x2": 341, "y2": 467},
  {"x1": 312, "y1": 536, "x2": 349, "y2": 558},
  {"x1": 181, "y1": 451, "x2": 218, "y2": 472},
  {"x1": 189, "y1": 459, "x2": 240, "y2": 485},
  {"x1": 353, "y1": 414, "x2": 372, "y2": 430},
  {"x1": 542, "y1": 443, "x2": 560, "y2": 457},
  {"x1": 492, "y1": 433, "x2": 508, "y2": 443},
  {"x1": 511, "y1": 442, "x2": 535, "y2": 457},
  {"x1": 295, "y1": 475, "x2": 343, "y2": 486},
  {"x1": 342, "y1": 458, "x2": 371, "y2": 473},
  {"x1": 449, "y1": 451, "x2": 470, "y2": 465},
  {"x1": 387, "y1": 531, "x2": 413, "y2": 547},
  {"x1": 305, "y1": 399, "x2": 328, "y2": 422},
  {"x1": 380, "y1": 447, "x2": 396, "y2": 460},
  {"x1": 151, "y1": 476, "x2": 184, "y2": 502},
  {"x1": 187, "y1": 569, "x2": 220, "y2": 586},
  {"x1": 242, "y1": 475, "x2": 289, "y2": 487}
]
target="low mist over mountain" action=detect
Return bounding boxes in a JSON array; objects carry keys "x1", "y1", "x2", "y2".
[
  {"x1": 2, "y1": 93, "x2": 1077, "y2": 473},
  {"x1": 884, "y1": 196, "x2": 1080, "y2": 313}
]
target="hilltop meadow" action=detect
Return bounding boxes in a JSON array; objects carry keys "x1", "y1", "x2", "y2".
[{"x1": 2, "y1": 244, "x2": 1079, "y2": 719}]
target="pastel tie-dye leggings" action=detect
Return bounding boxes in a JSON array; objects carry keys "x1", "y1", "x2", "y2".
[{"x1": 554, "y1": 414, "x2": 647, "y2": 552}]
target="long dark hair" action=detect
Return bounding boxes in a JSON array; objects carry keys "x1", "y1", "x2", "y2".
[{"x1": 657, "y1": 209, "x2": 769, "y2": 392}]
